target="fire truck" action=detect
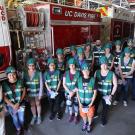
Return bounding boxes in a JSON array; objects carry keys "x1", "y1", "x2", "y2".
[
  {"x1": 15, "y1": 2, "x2": 101, "y2": 53},
  {"x1": 0, "y1": 0, "x2": 12, "y2": 80},
  {"x1": 6, "y1": 1, "x2": 102, "y2": 72}
]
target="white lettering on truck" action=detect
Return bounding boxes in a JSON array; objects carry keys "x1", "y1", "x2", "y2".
[{"x1": 65, "y1": 11, "x2": 73, "y2": 17}]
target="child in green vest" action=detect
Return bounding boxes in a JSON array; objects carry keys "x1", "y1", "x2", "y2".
[
  {"x1": 118, "y1": 47, "x2": 135, "y2": 106},
  {"x1": 63, "y1": 58, "x2": 80, "y2": 124},
  {"x1": 44, "y1": 58, "x2": 62, "y2": 120},
  {"x1": 94, "y1": 56, "x2": 117, "y2": 126},
  {"x1": 22, "y1": 58, "x2": 43, "y2": 125},
  {"x1": 104, "y1": 43, "x2": 114, "y2": 70},
  {"x1": 76, "y1": 63, "x2": 97, "y2": 133},
  {"x1": 3, "y1": 66, "x2": 26, "y2": 135},
  {"x1": 0, "y1": 83, "x2": 5, "y2": 135}
]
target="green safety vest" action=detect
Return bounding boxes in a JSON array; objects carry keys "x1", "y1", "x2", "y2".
[
  {"x1": 93, "y1": 46, "x2": 104, "y2": 66},
  {"x1": 95, "y1": 70, "x2": 113, "y2": 96},
  {"x1": 56, "y1": 60, "x2": 66, "y2": 74},
  {"x1": 113, "y1": 51, "x2": 122, "y2": 68},
  {"x1": 44, "y1": 70, "x2": 60, "y2": 91},
  {"x1": 77, "y1": 77, "x2": 95, "y2": 105},
  {"x1": 23, "y1": 70, "x2": 41, "y2": 97},
  {"x1": 106, "y1": 54, "x2": 114, "y2": 69},
  {"x1": 85, "y1": 52, "x2": 93, "y2": 66},
  {"x1": 121, "y1": 57, "x2": 134, "y2": 78},
  {"x1": 65, "y1": 70, "x2": 80, "y2": 93},
  {"x1": 2, "y1": 80, "x2": 24, "y2": 104}
]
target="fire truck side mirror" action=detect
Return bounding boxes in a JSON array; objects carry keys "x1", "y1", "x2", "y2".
[{"x1": 0, "y1": 53, "x2": 4, "y2": 67}]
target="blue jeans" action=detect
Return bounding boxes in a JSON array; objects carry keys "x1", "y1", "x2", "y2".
[
  {"x1": 122, "y1": 78, "x2": 133, "y2": 101},
  {"x1": 7, "y1": 105, "x2": 25, "y2": 130}
]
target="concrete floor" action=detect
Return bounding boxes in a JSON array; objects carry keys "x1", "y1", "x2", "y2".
[{"x1": 6, "y1": 98, "x2": 135, "y2": 135}]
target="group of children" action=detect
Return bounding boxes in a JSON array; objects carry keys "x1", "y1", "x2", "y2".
[{"x1": 0, "y1": 39, "x2": 134, "y2": 135}]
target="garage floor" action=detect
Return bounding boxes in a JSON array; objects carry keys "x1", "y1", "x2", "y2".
[{"x1": 6, "y1": 98, "x2": 135, "y2": 135}]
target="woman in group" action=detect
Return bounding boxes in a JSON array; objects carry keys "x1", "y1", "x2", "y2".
[
  {"x1": 84, "y1": 41, "x2": 94, "y2": 74},
  {"x1": 63, "y1": 58, "x2": 80, "y2": 124},
  {"x1": 118, "y1": 47, "x2": 135, "y2": 106},
  {"x1": 22, "y1": 58, "x2": 43, "y2": 125},
  {"x1": 94, "y1": 56, "x2": 117, "y2": 126},
  {"x1": 76, "y1": 47, "x2": 86, "y2": 71},
  {"x1": 76, "y1": 63, "x2": 97, "y2": 133},
  {"x1": 112, "y1": 40, "x2": 123, "y2": 106},
  {"x1": 104, "y1": 43, "x2": 114, "y2": 71},
  {"x1": 44, "y1": 58, "x2": 62, "y2": 120},
  {"x1": 2, "y1": 66, "x2": 26, "y2": 135}
]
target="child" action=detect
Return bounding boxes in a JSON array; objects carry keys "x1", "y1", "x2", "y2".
[
  {"x1": 76, "y1": 63, "x2": 97, "y2": 133},
  {"x1": 44, "y1": 58, "x2": 62, "y2": 120},
  {"x1": 23, "y1": 58, "x2": 43, "y2": 125}
]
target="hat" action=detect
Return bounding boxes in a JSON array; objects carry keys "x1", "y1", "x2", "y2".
[
  {"x1": 127, "y1": 39, "x2": 133, "y2": 46},
  {"x1": 47, "y1": 58, "x2": 55, "y2": 65},
  {"x1": 81, "y1": 63, "x2": 89, "y2": 70},
  {"x1": 104, "y1": 43, "x2": 112, "y2": 49},
  {"x1": 68, "y1": 58, "x2": 76, "y2": 65},
  {"x1": 85, "y1": 41, "x2": 91, "y2": 46},
  {"x1": 70, "y1": 46, "x2": 76, "y2": 51},
  {"x1": 5, "y1": 66, "x2": 16, "y2": 74},
  {"x1": 99, "y1": 56, "x2": 108, "y2": 65},
  {"x1": 56, "y1": 48, "x2": 64, "y2": 55},
  {"x1": 124, "y1": 47, "x2": 131, "y2": 54},
  {"x1": 27, "y1": 58, "x2": 36, "y2": 65},
  {"x1": 115, "y1": 40, "x2": 121, "y2": 46},
  {"x1": 77, "y1": 47, "x2": 84, "y2": 55}
]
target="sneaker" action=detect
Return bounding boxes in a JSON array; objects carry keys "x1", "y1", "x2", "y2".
[
  {"x1": 87, "y1": 125, "x2": 91, "y2": 133},
  {"x1": 123, "y1": 101, "x2": 128, "y2": 107},
  {"x1": 68, "y1": 115, "x2": 74, "y2": 123},
  {"x1": 36, "y1": 117, "x2": 41, "y2": 124},
  {"x1": 113, "y1": 100, "x2": 118, "y2": 106},
  {"x1": 49, "y1": 113, "x2": 55, "y2": 121},
  {"x1": 57, "y1": 113, "x2": 62, "y2": 120},
  {"x1": 30, "y1": 117, "x2": 36, "y2": 125},
  {"x1": 100, "y1": 123, "x2": 105, "y2": 127},
  {"x1": 82, "y1": 123, "x2": 87, "y2": 131},
  {"x1": 74, "y1": 116, "x2": 79, "y2": 124}
]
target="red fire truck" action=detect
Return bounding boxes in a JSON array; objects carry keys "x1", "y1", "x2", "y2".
[
  {"x1": 17, "y1": 2, "x2": 101, "y2": 54},
  {"x1": 0, "y1": 0, "x2": 12, "y2": 80}
]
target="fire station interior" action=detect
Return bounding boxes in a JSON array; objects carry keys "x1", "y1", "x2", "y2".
[{"x1": 0, "y1": 0, "x2": 135, "y2": 135}]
